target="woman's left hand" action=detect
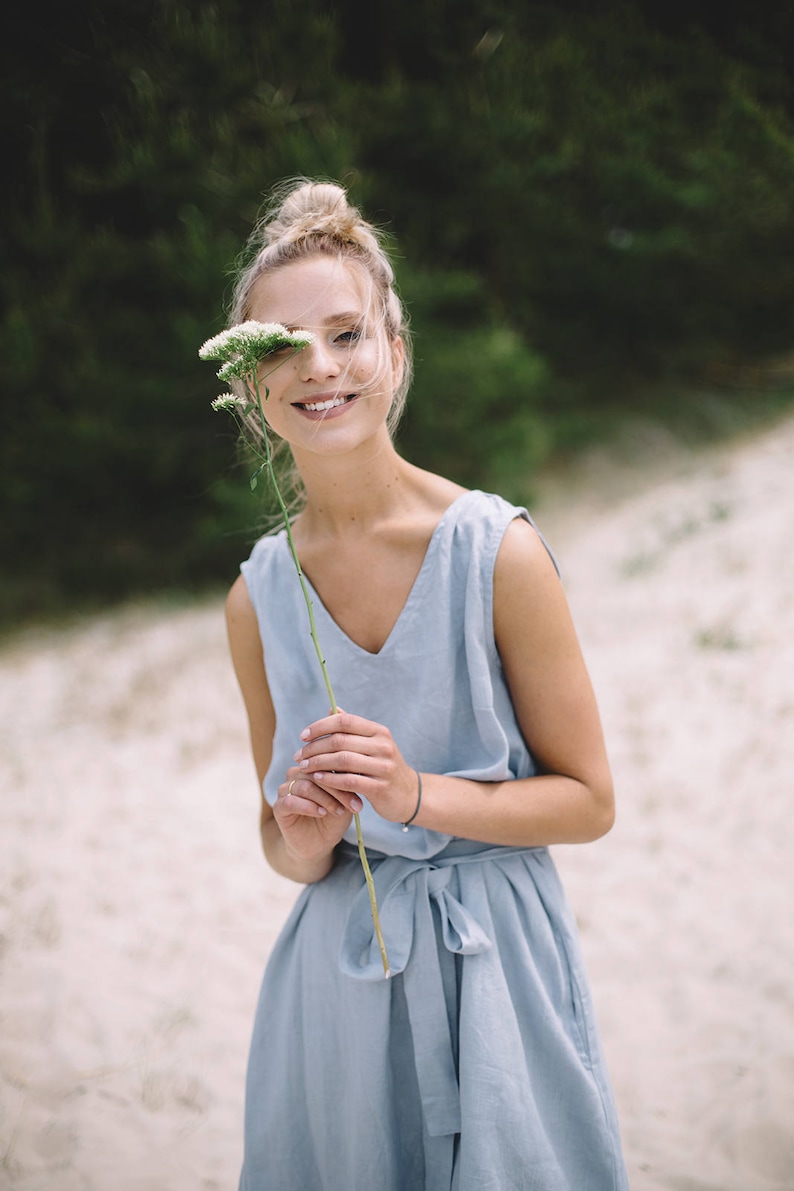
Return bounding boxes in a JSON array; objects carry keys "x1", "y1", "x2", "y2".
[{"x1": 294, "y1": 710, "x2": 419, "y2": 825}]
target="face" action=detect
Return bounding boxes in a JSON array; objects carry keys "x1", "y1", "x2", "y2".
[{"x1": 246, "y1": 255, "x2": 403, "y2": 457}]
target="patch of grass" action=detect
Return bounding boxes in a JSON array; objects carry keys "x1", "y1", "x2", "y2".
[
  {"x1": 548, "y1": 376, "x2": 794, "y2": 463},
  {"x1": 696, "y1": 626, "x2": 746, "y2": 651}
]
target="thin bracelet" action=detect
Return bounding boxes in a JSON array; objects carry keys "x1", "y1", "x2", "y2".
[{"x1": 401, "y1": 771, "x2": 423, "y2": 831}]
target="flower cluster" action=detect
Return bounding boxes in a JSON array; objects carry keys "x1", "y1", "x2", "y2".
[
  {"x1": 198, "y1": 321, "x2": 314, "y2": 371},
  {"x1": 210, "y1": 392, "x2": 248, "y2": 414},
  {"x1": 199, "y1": 321, "x2": 314, "y2": 387}
]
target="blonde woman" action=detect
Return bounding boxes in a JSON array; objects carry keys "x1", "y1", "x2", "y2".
[{"x1": 222, "y1": 179, "x2": 628, "y2": 1190}]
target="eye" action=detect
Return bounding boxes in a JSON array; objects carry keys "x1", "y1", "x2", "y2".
[
  {"x1": 258, "y1": 345, "x2": 290, "y2": 363},
  {"x1": 335, "y1": 328, "x2": 363, "y2": 345}
]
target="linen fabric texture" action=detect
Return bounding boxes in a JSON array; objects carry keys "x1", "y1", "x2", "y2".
[{"x1": 238, "y1": 489, "x2": 628, "y2": 1190}]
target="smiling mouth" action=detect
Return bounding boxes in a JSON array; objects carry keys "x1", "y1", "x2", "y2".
[{"x1": 295, "y1": 394, "x2": 356, "y2": 413}]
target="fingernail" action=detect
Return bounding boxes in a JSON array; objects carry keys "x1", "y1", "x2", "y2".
[
  {"x1": 300, "y1": 728, "x2": 310, "y2": 741},
  {"x1": 299, "y1": 759, "x2": 309, "y2": 769},
  {"x1": 350, "y1": 797, "x2": 362, "y2": 813},
  {"x1": 317, "y1": 807, "x2": 326, "y2": 817},
  {"x1": 293, "y1": 750, "x2": 302, "y2": 761}
]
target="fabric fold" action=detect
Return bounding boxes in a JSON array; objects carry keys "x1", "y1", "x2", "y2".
[{"x1": 338, "y1": 844, "x2": 534, "y2": 1137}]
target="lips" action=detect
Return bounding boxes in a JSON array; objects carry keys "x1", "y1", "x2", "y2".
[{"x1": 295, "y1": 393, "x2": 355, "y2": 413}]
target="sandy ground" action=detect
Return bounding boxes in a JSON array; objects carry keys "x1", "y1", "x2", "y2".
[{"x1": 1, "y1": 414, "x2": 793, "y2": 1190}]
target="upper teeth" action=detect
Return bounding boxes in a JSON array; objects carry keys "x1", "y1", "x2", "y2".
[{"x1": 302, "y1": 395, "x2": 349, "y2": 412}]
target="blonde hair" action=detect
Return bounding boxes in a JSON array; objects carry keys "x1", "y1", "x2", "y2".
[{"x1": 229, "y1": 178, "x2": 412, "y2": 435}]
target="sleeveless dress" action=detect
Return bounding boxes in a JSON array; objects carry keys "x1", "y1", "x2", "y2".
[{"x1": 238, "y1": 490, "x2": 628, "y2": 1191}]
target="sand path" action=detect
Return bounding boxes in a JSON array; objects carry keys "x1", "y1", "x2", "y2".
[{"x1": 1, "y1": 415, "x2": 793, "y2": 1189}]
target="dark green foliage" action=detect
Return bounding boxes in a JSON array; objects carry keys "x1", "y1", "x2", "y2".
[
  {"x1": 356, "y1": 11, "x2": 794, "y2": 377},
  {"x1": 1, "y1": 1, "x2": 354, "y2": 616},
  {"x1": 2, "y1": 1, "x2": 793, "y2": 621},
  {"x1": 397, "y1": 270, "x2": 550, "y2": 502}
]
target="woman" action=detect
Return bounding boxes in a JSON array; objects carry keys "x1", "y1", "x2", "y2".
[{"x1": 222, "y1": 179, "x2": 628, "y2": 1189}]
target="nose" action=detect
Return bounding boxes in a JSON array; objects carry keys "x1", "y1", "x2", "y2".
[{"x1": 297, "y1": 338, "x2": 340, "y2": 382}]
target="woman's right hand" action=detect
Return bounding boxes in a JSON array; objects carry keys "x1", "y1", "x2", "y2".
[{"x1": 272, "y1": 766, "x2": 364, "y2": 864}]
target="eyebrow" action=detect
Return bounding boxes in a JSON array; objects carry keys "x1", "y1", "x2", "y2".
[
  {"x1": 325, "y1": 311, "x2": 362, "y2": 325},
  {"x1": 286, "y1": 311, "x2": 364, "y2": 331}
]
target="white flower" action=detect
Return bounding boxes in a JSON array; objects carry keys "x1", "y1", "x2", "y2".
[
  {"x1": 211, "y1": 392, "x2": 247, "y2": 413},
  {"x1": 217, "y1": 358, "x2": 254, "y2": 383},
  {"x1": 198, "y1": 321, "x2": 314, "y2": 366}
]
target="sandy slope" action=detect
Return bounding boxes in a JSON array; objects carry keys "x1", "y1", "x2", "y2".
[{"x1": 1, "y1": 415, "x2": 793, "y2": 1190}]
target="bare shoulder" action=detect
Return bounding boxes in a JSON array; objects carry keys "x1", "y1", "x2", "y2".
[
  {"x1": 493, "y1": 514, "x2": 579, "y2": 660},
  {"x1": 406, "y1": 464, "x2": 468, "y2": 519},
  {"x1": 225, "y1": 574, "x2": 265, "y2": 674},
  {"x1": 226, "y1": 571, "x2": 257, "y2": 629},
  {"x1": 494, "y1": 515, "x2": 562, "y2": 601},
  {"x1": 427, "y1": 474, "x2": 468, "y2": 510}
]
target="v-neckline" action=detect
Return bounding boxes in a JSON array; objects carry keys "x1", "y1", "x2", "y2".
[{"x1": 282, "y1": 490, "x2": 474, "y2": 657}]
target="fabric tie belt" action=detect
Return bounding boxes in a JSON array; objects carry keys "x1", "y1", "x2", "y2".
[{"x1": 336, "y1": 842, "x2": 539, "y2": 1137}]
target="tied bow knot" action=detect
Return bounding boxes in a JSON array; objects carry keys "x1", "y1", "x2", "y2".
[{"x1": 338, "y1": 854, "x2": 493, "y2": 1137}]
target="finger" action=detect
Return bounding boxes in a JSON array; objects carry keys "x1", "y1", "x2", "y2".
[
  {"x1": 296, "y1": 739, "x2": 384, "y2": 769},
  {"x1": 295, "y1": 727, "x2": 394, "y2": 770},
  {"x1": 299, "y1": 710, "x2": 381, "y2": 744},
  {"x1": 299, "y1": 741, "x2": 388, "y2": 771},
  {"x1": 288, "y1": 773, "x2": 364, "y2": 816},
  {"x1": 309, "y1": 773, "x2": 364, "y2": 814},
  {"x1": 304, "y1": 766, "x2": 374, "y2": 803},
  {"x1": 280, "y1": 776, "x2": 356, "y2": 818},
  {"x1": 296, "y1": 747, "x2": 393, "y2": 799}
]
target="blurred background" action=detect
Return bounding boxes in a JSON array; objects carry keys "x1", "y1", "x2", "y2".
[{"x1": 3, "y1": 0, "x2": 793, "y2": 625}]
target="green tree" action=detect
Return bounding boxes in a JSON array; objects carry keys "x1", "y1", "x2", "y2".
[
  {"x1": 1, "y1": 1, "x2": 354, "y2": 614},
  {"x1": 354, "y1": 8, "x2": 794, "y2": 381},
  {"x1": 2, "y1": 1, "x2": 793, "y2": 620}
]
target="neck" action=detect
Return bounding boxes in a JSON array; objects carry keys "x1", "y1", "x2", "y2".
[{"x1": 290, "y1": 435, "x2": 418, "y2": 536}]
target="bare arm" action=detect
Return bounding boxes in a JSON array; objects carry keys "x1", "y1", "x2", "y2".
[
  {"x1": 293, "y1": 518, "x2": 615, "y2": 846},
  {"x1": 225, "y1": 574, "x2": 361, "y2": 883},
  {"x1": 414, "y1": 516, "x2": 614, "y2": 843}
]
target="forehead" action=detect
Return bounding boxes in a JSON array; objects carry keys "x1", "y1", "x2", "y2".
[{"x1": 248, "y1": 255, "x2": 371, "y2": 329}]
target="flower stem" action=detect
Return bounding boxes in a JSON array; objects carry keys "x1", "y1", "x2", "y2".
[{"x1": 250, "y1": 372, "x2": 390, "y2": 978}]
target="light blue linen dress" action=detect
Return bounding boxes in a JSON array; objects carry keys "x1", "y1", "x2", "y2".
[{"x1": 239, "y1": 490, "x2": 628, "y2": 1191}]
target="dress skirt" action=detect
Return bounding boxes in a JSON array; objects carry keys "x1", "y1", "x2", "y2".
[{"x1": 239, "y1": 840, "x2": 628, "y2": 1191}]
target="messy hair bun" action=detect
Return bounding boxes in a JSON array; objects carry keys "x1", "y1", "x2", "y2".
[
  {"x1": 230, "y1": 179, "x2": 412, "y2": 431},
  {"x1": 262, "y1": 181, "x2": 379, "y2": 255}
]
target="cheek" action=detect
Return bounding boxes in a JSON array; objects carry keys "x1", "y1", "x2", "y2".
[
  {"x1": 351, "y1": 340, "x2": 377, "y2": 372},
  {"x1": 351, "y1": 340, "x2": 391, "y2": 388},
  {"x1": 258, "y1": 358, "x2": 297, "y2": 388}
]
